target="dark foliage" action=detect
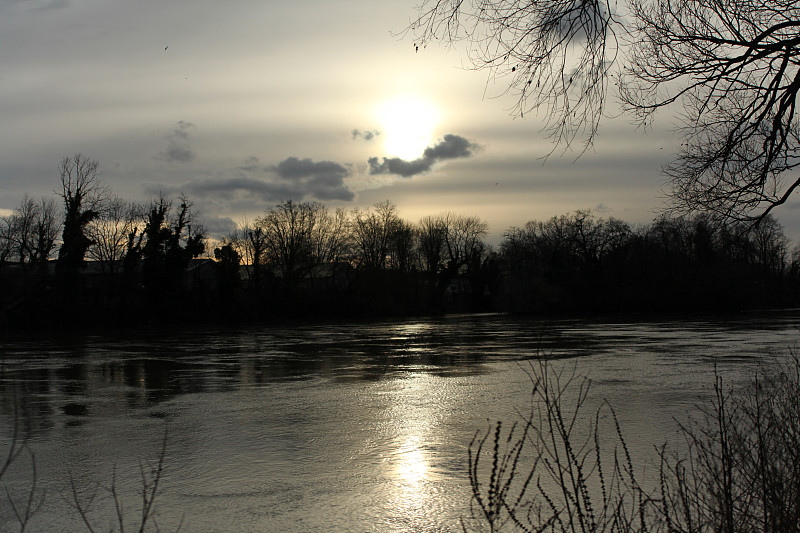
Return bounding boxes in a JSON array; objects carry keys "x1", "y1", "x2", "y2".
[
  {"x1": 2, "y1": 176, "x2": 800, "y2": 332},
  {"x1": 498, "y1": 211, "x2": 797, "y2": 314}
]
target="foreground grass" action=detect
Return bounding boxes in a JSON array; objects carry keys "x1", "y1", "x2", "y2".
[
  {"x1": 0, "y1": 420, "x2": 180, "y2": 533},
  {"x1": 462, "y1": 355, "x2": 800, "y2": 532}
]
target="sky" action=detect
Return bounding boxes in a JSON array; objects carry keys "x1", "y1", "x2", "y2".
[{"x1": 4, "y1": 0, "x2": 800, "y2": 244}]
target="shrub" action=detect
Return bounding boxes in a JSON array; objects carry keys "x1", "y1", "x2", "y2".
[
  {"x1": 463, "y1": 354, "x2": 800, "y2": 533},
  {"x1": 657, "y1": 354, "x2": 800, "y2": 533},
  {"x1": 462, "y1": 362, "x2": 651, "y2": 532}
]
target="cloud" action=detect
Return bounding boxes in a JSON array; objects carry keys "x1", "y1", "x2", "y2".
[
  {"x1": 9, "y1": 0, "x2": 70, "y2": 11},
  {"x1": 187, "y1": 177, "x2": 295, "y2": 201},
  {"x1": 156, "y1": 121, "x2": 196, "y2": 163},
  {"x1": 273, "y1": 157, "x2": 347, "y2": 180},
  {"x1": 201, "y1": 216, "x2": 237, "y2": 238},
  {"x1": 142, "y1": 183, "x2": 183, "y2": 198},
  {"x1": 423, "y1": 134, "x2": 475, "y2": 159},
  {"x1": 367, "y1": 157, "x2": 433, "y2": 178},
  {"x1": 352, "y1": 129, "x2": 380, "y2": 142},
  {"x1": 270, "y1": 157, "x2": 355, "y2": 201},
  {"x1": 237, "y1": 156, "x2": 262, "y2": 173},
  {"x1": 156, "y1": 156, "x2": 356, "y2": 206},
  {"x1": 368, "y1": 134, "x2": 478, "y2": 177}
]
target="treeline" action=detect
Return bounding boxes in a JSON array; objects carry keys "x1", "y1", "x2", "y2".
[
  {"x1": 500, "y1": 210, "x2": 799, "y2": 313},
  {"x1": 2, "y1": 154, "x2": 799, "y2": 332}
]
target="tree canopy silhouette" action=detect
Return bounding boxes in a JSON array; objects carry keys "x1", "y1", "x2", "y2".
[
  {"x1": 56, "y1": 153, "x2": 106, "y2": 279},
  {"x1": 408, "y1": 0, "x2": 800, "y2": 222}
]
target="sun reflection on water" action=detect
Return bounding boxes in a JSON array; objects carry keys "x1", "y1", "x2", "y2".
[
  {"x1": 381, "y1": 371, "x2": 453, "y2": 529},
  {"x1": 395, "y1": 436, "x2": 428, "y2": 484}
]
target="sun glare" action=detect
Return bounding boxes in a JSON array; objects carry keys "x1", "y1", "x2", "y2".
[{"x1": 376, "y1": 95, "x2": 440, "y2": 161}]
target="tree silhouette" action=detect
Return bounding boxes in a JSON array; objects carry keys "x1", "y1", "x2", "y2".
[
  {"x1": 214, "y1": 242, "x2": 241, "y2": 306},
  {"x1": 87, "y1": 197, "x2": 143, "y2": 275},
  {"x1": 134, "y1": 195, "x2": 205, "y2": 295},
  {"x1": 256, "y1": 201, "x2": 319, "y2": 282},
  {"x1": 0, "y1": 196, "x2": 60, "y2": 269},
  {"x1": 351, "y1": 201, "x2": 401, "y2": 271},
  {"x1": 409, "y1": 0, "x2": 800, "y2": 221},
  {"x1": 55, "y1": 154, "x2": 105, "y2": 279}
]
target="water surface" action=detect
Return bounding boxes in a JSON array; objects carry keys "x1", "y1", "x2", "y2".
[{"x1": 1, "y1": 311, "x2": 798, "y2": 532}]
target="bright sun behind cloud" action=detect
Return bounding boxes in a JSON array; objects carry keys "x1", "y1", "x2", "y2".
[{"x1": 376, "y1": 95, "x2": 440, "y2": 161}]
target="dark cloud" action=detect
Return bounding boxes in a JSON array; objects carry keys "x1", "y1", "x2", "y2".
[
  {"x1": 367, "y1": 157, "x2": 434, "y2": 178},
  {"x1": 202, "y1": 216, "x2": 237, "y2": 238},
  {"x1": 422, "y1": 134, "x2": 475, "y2": 160},
  {"x1": 187, "y1": 177, "x2": 295, "y2": 201},
  {"x1": 269, "y1": 157, "x2": 355, "y2": 201},
  {"x1": 273, "y1": 157, "x2": 348, "y2": 180},
  {"x1": 161, "y1": 156, "x2": 355, "y2": 205},
  {"x1": 156, "y1": 121, "x2": 196, "y2": 163},
  {"x1": 352, "y1": 129, "x2": 380, "y2": 142},
  {"x1": 368, "y1": 134, "x2": 478, "y2": 178}
]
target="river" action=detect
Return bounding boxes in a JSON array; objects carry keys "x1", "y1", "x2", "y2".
[{"x1": 0, "y1": 310, "x2": 798, "y2": 532}]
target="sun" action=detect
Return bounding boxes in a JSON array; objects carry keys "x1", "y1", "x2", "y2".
[{"x1": 376, "y1": 95, "x2": 440, "y2": 161}]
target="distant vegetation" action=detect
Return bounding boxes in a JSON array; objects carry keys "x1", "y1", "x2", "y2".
[{"x1": 2, "y1": 154, "x2": 800, "y2": 332}]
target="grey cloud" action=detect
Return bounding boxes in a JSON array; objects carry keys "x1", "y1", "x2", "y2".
[
  {"x1": 273, "y1": 157, "x2": 348, "y2": 180},
  {"x1": 352, "y1": 129, "x2": 380, "y2": 142},
  {"x1": 237, "y1": 156, "x2": 261, "y2": 172},
  {"x1": 368, "y1": 156, "x2": 434, "y2": 178},
  {"x1": 368, "y1": 134, "x2": 478, "y2": 178},
  {"x1": 171, "y1": 120, "x2": 194, "y2": 140},
  {"x1": 142, "y1": 183, "x2": 182, "y2": 198},
  {"x1": 13, "y1": 0, "x2": 70, "y2": 11},
  {"x1": 202, "y1": 216, "x2": 237, "y2": 238},
  {"x1": 307, "y1": 174, "x2": 356, "y2": 201},
  {"x1": 422, "y1": 134, "x2": 475, "y2": 160},
  {"x1": 156, "y1": 121, "x2": 196, "y2": 163},
  {"x1": 188, "y1": 177, "x2": 295, "y2": 202},
  {"x1": 172, "y1": 156, "x2": 355, "y2": 204},
  {"x1": 162, "y1": 145, "x2": 195, "y2": 164},
  {"x1": 270, "y1": 157, "x2": 355, "y2": 201}
]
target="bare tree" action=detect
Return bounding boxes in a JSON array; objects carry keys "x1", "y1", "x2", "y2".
[
  {"x1": 443, "y1": 213, "x2": 489, "y2": 274},
  {"x1": 416, "y1": 213, "x2": 489, "y2": 276},
  {"x1": 409, "y1": 0, "x2": 800, "y2": 221},
  {"x1": 4, "y1": 196, "x2": 38, "y2": 265},
  {"x1": 417, "y1": 215, "x2": 447, "y2": 276},
  {"x1": 387, "y1": 218, "x2": 416, "y2": 272},
  {"x1": 0, "y1": 195, "x2": 61, "y2": 267},
  {"x1": 56, "y1": 153, "x2": 107, "y2": 278},
  {"x1": 621, "y1": 0, "x2": 800, "y2": 222},
  {"x1": 256, "y1": 200, "x2": 335, "y2": 280},
  {"x1": 87, "y1": 197, "x2": 144, "y2": 275},
  {"x1": 749, "y1": 214, "x2": 789, "y2": 275},
  {"x1": 232, "y1": 219, "x2": 269, "y2": 288},
  {"x1": 570, "y1": 209, "x2": 631, "y2": 266},
  {"x1": 308, "y1": 205, "x2": 351, "y2": 266},
  {"x1": 31, "y1": 197, "x2": 61, "y2": 265},
  {"x1": 408, "y1": 0, "x2": 618, "y2": 155},
  {"x1": 0, "y1": 215, "x2": 12, "y2": 266},
  {"x1": 350, "y1": 200, "x2": 401, "y2": 271}
]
